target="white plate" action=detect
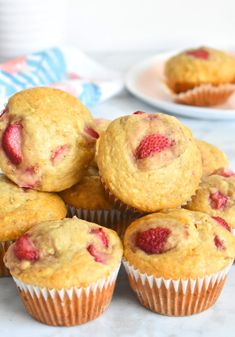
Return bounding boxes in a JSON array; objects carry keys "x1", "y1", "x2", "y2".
[{"x1": 125, "y1": 50, "x2": 235, "y2": 120}]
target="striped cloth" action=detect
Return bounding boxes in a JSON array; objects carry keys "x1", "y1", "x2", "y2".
[{"x1": 0, "y1": 47, "x2": 122, "y2": 108}]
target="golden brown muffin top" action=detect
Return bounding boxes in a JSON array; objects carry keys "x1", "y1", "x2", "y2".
[
  {"x1": 97, "y1": 112, "x2": 202, "y2": 212},
  {"x1": 185, "y1": 172, "x2": 235, "y2": 229},
  {"x1": 0, "y1": 175, "x2": 66, "y2": 241},
  {"x1": 60, "y1": 175, "x2": 113, "y2": 210},
  {"x1": 5, "y1": 217, "x2": 123, "y2": 288},
  {"x1": 165, "y1": 47, "x2": 235, "y2": 93},
  {"x1": 124, "y1": 209, "x2": 235, "y2": 279},
  {"x1": 196, "y1": 139, "x2": 228, "y2": 176},
  {"x1": 0, "y1": 87, "x2": 95, "y2": 192}
]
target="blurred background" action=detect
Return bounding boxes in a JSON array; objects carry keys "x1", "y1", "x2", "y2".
[
  {"x1": 0, "y1": 0, "x2": 234, "y2": 61},
  {"x1": 66, "y1": 0, "x2": 234, "y2": 52}
]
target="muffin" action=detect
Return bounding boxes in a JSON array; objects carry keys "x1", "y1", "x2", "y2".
[
  {"x1": 185, "y1": 173, "x2": 235, "y2": 233},
  {"x1": 196, "y1": 139, "x2": 228, "y2": 176},
  {"x1": 4, "y1": 217, "x2": 123, "y2": 326},
  {"x1": 0, "y1": 87, "x2": 96, "y2": 192},
  {"x1": 97, "y1": 112, "x2": 202, "y2": 212},
  {"x1": 60, "y1": 174, "x2": 137, "y2": 237},
  {"x1": 123, "y1": 209, "x2": 235, "y2": 316},
  {"x1": 164, "y1": 47, "x2": 235, "y2": 106},
  {"x1": 0, "y1": 175, "x2": 66, "y2": 276}
]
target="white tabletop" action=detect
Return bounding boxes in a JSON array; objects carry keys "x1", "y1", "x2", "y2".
[{"x1": 1, "y1": 50, "x2": 235, "y2": 337}]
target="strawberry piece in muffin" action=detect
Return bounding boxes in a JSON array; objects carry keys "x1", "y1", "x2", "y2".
[
  {"x1": 14, "y1": 234, "x2": 39, "y2": 261},
  {"x1": 90, "y1": 227, "x2": 109, "y2": 247},
  {"x1": 136, "y1": 227, "x2": 171, "y2": 254},
  {"x1": 2, "y1": 123, "x2": 23, "y2": 165},
  {"x1": 186, "y1": 48, "x2": 209, "y2": 60},
  {"x1": 212, "y1": 216, "x2": 231, "y2": 232},
  {"x1": 214, "y1": 235, "x2": 225, "y2": 250},
  {"x1": 210, "y1": 191, "x2": 228, "y2": 210},
  {"x1": 135, "y1": 134, "x2": 173, "y2": 160}
]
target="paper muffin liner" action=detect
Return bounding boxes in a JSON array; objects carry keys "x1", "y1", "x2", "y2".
[
  {"x1": 0, "y1": 240, "x2": 14, "y2": 277},
  {"x1": 66, "y1": 205, "x2": 139, "y2": 238},
  {"x1": 12, "y1": 265, "x2": 120, "y2": 326},
  {"x1": 174, "y1": 83, "x2": 235, "y2": 107},
  {"x1": 123, "y1": 259, "x2": 232, "y2": 316},
  {"x1": 232, "y1": 228, "x2": 235, "y2": 236}
]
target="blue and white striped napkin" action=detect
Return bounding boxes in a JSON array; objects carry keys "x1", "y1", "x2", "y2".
[{"x1": 0, "y1": 47, "x2": 123, "y2": 108}]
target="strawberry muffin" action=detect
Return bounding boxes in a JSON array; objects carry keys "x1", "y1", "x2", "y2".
[
  {"x1": 4, "y1": 217, "x2": 123, "y2": 326},
  {"x1": 0, "y1": 87, "x2": 97, "y2": 192},
  {"x1": 165, "y1": 47, "x2": 235, "y2": 93},
  {"x1": 123, "y1": 209, "x2": 235, "y2": 316},
  {"x1": 185, "y1": 171, "x2": 235, "y2": 234},
  {"x1": 196, "y1": 139, "x2": 228, "y2": 176},
  {"x1": 164, "y1": 47, "x2": 235, "y2": 106},
  {"x1": 60, "y1": 174, "x2": 138, "y2": 237},
  {"x1": 97, "y1": 112, "x2": 202, "y2": 212},
  {"x1": 0, "y1": 175, "x2": 66, "y2": 276}
]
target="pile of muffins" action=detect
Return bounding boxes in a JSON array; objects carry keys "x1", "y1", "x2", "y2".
[
  {"x1": 164, "y1": 46, "x2": 235, "y2": 106},
  {"x1": 0, "y1": 86, "x2": 235, "y2": 327}
]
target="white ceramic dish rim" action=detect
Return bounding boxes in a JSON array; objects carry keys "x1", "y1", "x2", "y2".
[{"x1": 125, "y1": 49, "x2": 235, "y2": 120}]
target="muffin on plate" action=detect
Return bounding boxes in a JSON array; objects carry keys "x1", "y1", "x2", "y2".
[
  {"x1": 0, "y1": 175, "x2": 66, "y2": 277},
  {"x1": 123, "y1": 209, "x2": 235, "y2": 316},
  {"x1": 185, "y1": 172, "x2": 235, "y2": 234},
  {"x1": 97, "y1": 112, "x2": 202, "y2": 212},
  {"x1": 196, "y1": 139, "x2": 228, "y2": 176},
  {"x1": 164, "y1": 47, "x2": 235, "y2": 106},
  {"x1": 0, "y1": 87, "x2": 96, "y2": 192},
  {"x1": 4, "y1": 217, "x2": 123, "y2": 326}
]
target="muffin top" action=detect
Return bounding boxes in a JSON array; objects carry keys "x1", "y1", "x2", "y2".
[
  {"x1": 0, "y1": 87, "x2": 96, "y2": 192},
  {"x1": 165, "y1": 47, "x2": 235, "y2": 93},
  {"x1": 124, "y1": 209, "x2": 235, "y2": 279},
  {"x1": 60, "y1": 175, "x2": 113, "y2": 210},
  {"x1": 0, "y1": 175, "x2": 66, "y2": 241},
  {"x1": 196, "y1": 139, "x2": 228, "y2": 176},
  {"x1": 185, "y1": 172, "x2": 235, "y2": 229},
  {"x1": 4, "y1": 217, "x2": 123, "y2": 288},
  {"x1": 97, "y1": 112, "x2": 202, "y2": 212}
]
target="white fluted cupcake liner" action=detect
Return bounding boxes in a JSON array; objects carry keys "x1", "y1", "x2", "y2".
[
  {"x1": 0, "y1": 240, "x2": 14, "y2": 277},
  {"x1": 174, "y1": 83, "x2": 235, "y2": 107},
  {"x1": 123, "y1": 259, "x2": 232, "y2": 316},
  {"x1": 13, "y1": 265, "x2": 120, "y2": 326},
  {"x1": 66, "y1": 205, "x2": 140, "y2": 238}
]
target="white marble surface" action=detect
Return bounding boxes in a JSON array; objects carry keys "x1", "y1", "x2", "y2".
[{"x1": 0, "y1": 51, "x2": 235, "y2": 337}]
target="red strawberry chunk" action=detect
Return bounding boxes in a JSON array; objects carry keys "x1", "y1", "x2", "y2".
[
  {"x1": 84, "y1": 126, "x2": 99, "y2": 140},
  {"x1": 135, "y1": 134, "x2": 173, "y2": 160},
  {"x1": 14, "y1": 234, "x2": 39, "y2": 261},
  {"x1": 133, "y1": 111, "x2": 145, "y2": 115},
  {"x1": 212, "y1": 216, "x2": 231, "y2": 232},
  {"x1": 210, "y1": 191, "x2": 228, "y2": 210},
  {"x1": 90, "y1": 227, "x2": 109, "y2": 247},
  {"x1": 87, "y1": 244, "x2": 104, "y2": 263},
  {"x1": 213, "y1": 168, "x2": 235, "y2": 177},
  {"x1": 2, "y1": 123, "x2": 23, "y2": 165},
  {"x1": 186, "y1": 48, "x2": 209, "y2": 59},
  {"x1": 50, "y1": 144, "x2": 69, "y2": 165},
  {"x1": 136, "y1": 227, "x2": 171, "y2": 254},
  {"x1": 214, "y1": 235, "x2": 225, "y2": 250}
]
